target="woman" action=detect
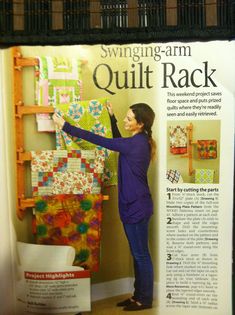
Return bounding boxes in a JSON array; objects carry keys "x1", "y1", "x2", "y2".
[{"x1": 53, "y1": 102, "x2": 156, "y2": 311}]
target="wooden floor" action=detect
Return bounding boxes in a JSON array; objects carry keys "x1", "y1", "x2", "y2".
[{"x1": 83, "y1": 294, "x2": 157, "y2": 315}]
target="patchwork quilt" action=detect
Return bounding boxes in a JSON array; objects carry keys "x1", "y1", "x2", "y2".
[
  {"x1": 197, "y1": 140, "x2": 217, "y2": 159},
  {"x1": 35, "y1": 56, "x2": 82, "y2": 131},
  {"x1": 55, "y1": 98, "x2": 118, "y2": 186},
  {"x1": 195, "y1": 169, "x2": 215, "y2": 184},
  {"x1": 166, "y1": 169, "x2": 184, "y2": 184},
  {"x1": 31, "y1": 149, "x2": 105, "y2": 196},
  {"x1": 34, "y1": 194, "x2": 103, "y2": 271}
]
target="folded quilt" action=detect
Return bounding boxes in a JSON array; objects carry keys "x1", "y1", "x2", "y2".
[
  {"x1": 166, "y1": 169, "x2": 184, "y2": 184},
  {"x1": 35, "y1": 56, "x2": 82, "y2": 131},
  {"x1": 55, "y1": 98, "x2": 118, "y2": 186},
  {"x1": 31, "y1": 149, "x2": 105, "y2": 196},
  {"x1": 195, "y1": 168, "x2": 215, "y2": 183},
  {"x1": 34, "y1": 194, "x2": 103, "y2": 271}
]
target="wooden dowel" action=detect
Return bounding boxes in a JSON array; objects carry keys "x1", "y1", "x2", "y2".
[
  {"x1": 18, "y1": 151, "x2": 31, "y2": 161},
  {"x1": 15, "y1": 57, "x2": 39, "y2": 67},
  {"x1": 15, "y1": 57, "x2": 87, "y2": 68},
  {"x1": 20, "y1": 195, "x2": 109, "y2": 208},
  {"x1": 16, "y1": 105, "x2": 54, "y2": 116}
]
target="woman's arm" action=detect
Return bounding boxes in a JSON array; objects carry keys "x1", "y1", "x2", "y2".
[
  {"x1": 53, "y1": 112, "x2": 129, "y2": 153},
  {"x1": 110, "y1": 115, "x2": 122, "y2": 138},
  {"x1": 105, "y1": 102, "x2": 122, "y2": 138},
  {"x1": 62, "y1": 121, "x2": 128, "y2": 154}
]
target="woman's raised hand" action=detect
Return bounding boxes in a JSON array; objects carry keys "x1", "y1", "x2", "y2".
[
  {"x1": 52, "y1": 112, "x2": 66, "y2": 129},
  {"x1": 106, "y1": 101, "x2": 114, "y2": 116}
]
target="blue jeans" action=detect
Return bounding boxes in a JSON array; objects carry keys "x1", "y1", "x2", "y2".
[{"x1": 123, "y1": 218, "x2": 153, "y2": 305}]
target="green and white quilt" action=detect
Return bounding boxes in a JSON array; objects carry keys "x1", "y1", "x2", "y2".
[{"x1": 35, "y1": 56, "x2": 82, "y2": 131}]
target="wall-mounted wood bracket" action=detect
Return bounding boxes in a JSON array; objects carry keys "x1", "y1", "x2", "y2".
[
  {"x1": 16, "y1": 105, "x2": 54, "y2": 118},
  {"x1": 12, "y1": 46, "x2": 108, "y2": 220}
]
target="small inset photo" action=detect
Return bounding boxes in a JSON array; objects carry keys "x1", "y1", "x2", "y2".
[{"x1": 166, "y1": 120, "x2": 220, "y2": 184}]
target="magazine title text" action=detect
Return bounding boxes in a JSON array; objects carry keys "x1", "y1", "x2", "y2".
[{"x1": 92, "y1": 45, "x2": 217, "y2": 95}]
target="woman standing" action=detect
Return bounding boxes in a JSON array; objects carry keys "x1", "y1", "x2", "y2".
[{"x1": 53, "y1": 102, "x2": 156, "y2": 311}]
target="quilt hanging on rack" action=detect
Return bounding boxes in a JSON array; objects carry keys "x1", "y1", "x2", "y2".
[
  {"x1": 31, "y1": 149, "x2": 105, "y2": 196},
  {"x1": 34, "y1": 194, "x2": 103, "y2": 272},
  {"x1": 55, "y1": 98, "x2": 118, "y2": 186},
  {"x1": 197, "y1": 140, "x2": 217, "y2": 159},
  {"x1": 169, "y1": 125, "x2": 187, "y2": 154},
  {"x1": 35, "y1": 56, "x2": 82, "y2": 132}
]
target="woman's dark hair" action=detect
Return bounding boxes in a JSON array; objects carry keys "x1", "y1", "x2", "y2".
[{"x1": 130, "y1": 103, "x2": 156, "y2": 161}]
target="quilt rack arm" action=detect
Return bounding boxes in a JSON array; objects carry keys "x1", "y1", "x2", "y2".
[{"x1": 12, "y1": 47, "x2": 108, "y2": 220}]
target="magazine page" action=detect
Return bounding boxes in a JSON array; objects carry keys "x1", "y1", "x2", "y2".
[
  {"x1": 17, "y1": 266, "x2": 90, "y2": 314},
  {"x1": 16, "y1": 242, "x2": 90, "y2": 314},
  {"x1": 9, "y1": 41, "x2": 234, "y2": 314},
  {"x1": 157, "y1": 41, "x2": 235, "y2": 315}
]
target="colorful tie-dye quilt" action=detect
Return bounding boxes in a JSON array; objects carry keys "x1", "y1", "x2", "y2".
[{"x1": 34, "y1": 194, "x2": 103, "y2": 271}]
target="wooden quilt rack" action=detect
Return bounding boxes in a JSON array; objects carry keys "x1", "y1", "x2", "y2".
[
  {"x1": 12, "y1": 47, "x2": 108, "y2": 220},
  {"x1": 181, "y1": 122, "x2": 197, "y2": 176}
]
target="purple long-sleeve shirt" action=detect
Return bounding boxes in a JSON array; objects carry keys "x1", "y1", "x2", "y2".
[{"x1": 62, "y1": 120, "x2": 153, "y2": 223}]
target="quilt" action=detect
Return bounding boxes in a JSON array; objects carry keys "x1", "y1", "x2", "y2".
[
  {"x1": 35, "y1": 56, "x2": 82, "y2": 131},
  {"x1": 197, "y1": 140, "x2": 217, "y2": 159},
  {"x1": 195, "y1": 169, "x2": 215, "y2": 184},
  {"x1": 55, "y1": 98, "x2": 118, "y2": 186},
  {"x1": 169, "y1": 125, "x2": 187, "y2": 154},
  {"x1": 166, "y1": 169, "x2": 184, "y2": 184},
  {"x1": 31, "y1": 149, "x2": 105, "y2": 196},
  {"x1": 34, "y1": 194, "x2": 103, "y2": 271}
]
